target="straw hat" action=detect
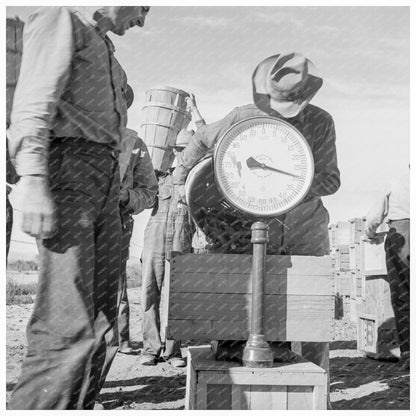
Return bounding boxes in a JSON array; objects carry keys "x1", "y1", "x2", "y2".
[{"x1": 252, "y1": 52, "x2": 323, "y2": 118}]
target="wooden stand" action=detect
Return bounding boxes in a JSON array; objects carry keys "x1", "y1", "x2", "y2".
[{"x1": 185, "y1": 346, "x2": 327, "y2": 410}]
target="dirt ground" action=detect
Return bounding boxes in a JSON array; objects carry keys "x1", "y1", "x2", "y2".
[{"x1": 6, "y1": 287, "x2": 410, "y2": 410}]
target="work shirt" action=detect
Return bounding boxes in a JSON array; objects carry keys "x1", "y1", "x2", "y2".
[
  {"x1": 173, "y1": 103, "x2": 341, "y2": 256},
  {"x1": 7, "y1": 6, "x2": 128, "y2": 177},
  {"x1": 365, "y1": 171, "x2": 410, "y2": 235},
  {"x1": 119, "y1": 128, "x2": 158, "y2": 222}
]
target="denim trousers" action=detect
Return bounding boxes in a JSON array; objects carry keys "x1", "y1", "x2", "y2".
[
  {"x1": 8, "y1": 138, "x2": 121, "y2": 410},
  {"x1": 118, "y1": 216, "x2": 134, "y2": 345},
  {"x1": 385, "y1": 219, "x2": 410, "y2": 355}
]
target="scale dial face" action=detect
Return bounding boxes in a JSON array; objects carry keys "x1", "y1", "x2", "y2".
[{"x1": 213, "y1": 116, "x2": 314, "y2": 218}]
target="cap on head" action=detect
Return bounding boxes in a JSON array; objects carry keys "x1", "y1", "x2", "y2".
[
  {"x1": 175, "y1": 129, "x2": 194, "y2": 148},
  {"x1": 252, "y1": 52, "x2": 323, "y2": 118}
]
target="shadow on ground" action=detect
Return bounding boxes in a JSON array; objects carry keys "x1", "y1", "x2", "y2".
[
  {"x1": 330, "y1": 355, "x2": 409, "y2": 410},
  {"x1": 99, "y1": 374, "x2": 186, "y2": 409}
]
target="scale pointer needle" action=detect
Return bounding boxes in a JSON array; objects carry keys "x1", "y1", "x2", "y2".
[{"x1": 246, "y1": 157, "x2": 301, "y2": 178}]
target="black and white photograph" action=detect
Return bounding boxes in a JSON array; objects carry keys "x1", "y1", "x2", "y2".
[{"x1": 4, "y1": 2, "x2": 412, "y2": 411}]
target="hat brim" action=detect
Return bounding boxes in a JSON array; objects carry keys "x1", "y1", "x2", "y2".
[{"x1": 252, "y1": 54, "x2": 323, "y2": 118}]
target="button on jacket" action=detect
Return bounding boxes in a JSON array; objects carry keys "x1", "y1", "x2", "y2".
[{"x1": 7, "y1": 6, "x2": 128, "y2": 177}]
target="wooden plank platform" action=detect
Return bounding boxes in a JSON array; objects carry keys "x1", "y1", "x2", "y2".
[
  {"x1": 186, "y1": 346, "x2": 327, "y2": 410},
  {"x1": 167, "y1": 254, "x2": 335, "y2": 342}
]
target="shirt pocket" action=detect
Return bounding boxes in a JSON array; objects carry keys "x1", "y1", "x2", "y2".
[{"x1": 158, "y1": 181, "x2": 172, "y2": 200}]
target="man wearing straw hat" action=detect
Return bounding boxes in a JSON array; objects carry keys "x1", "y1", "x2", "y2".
[
  {"x1": 172, "y1": 52, "x2": 340, "y2": 406},
  {"x1": 140, "y1": 95, "x2": 206, "y2": 367},
  {"x1": 7, "y1": 6, "x2": 150, "y2": 410}
]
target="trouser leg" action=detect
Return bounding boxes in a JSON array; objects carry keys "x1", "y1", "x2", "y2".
[
  {"x1": 140, "y1": 199, "x2": 169, "y2": 357},
  {"x1": 79, "y1": 164, "x2": 121, "y2": 410},
  {"x1": 160, "y1": 261, "x2": 181, "y2": 359},
  {"x1": 118, "y1": 222, "x2": 133, "y2": 345},
  {"x1": 141, "y1": 253, "x2": 165, "y2": 356},
  {"x1": 385, "y1": 224, "x2": 410, "y2": 355},
  {"x1": 6, "y1": 194, "x2": 13, "y2": 262},
  {"x1": 8, "y1": 202, "x2": 97, "y2": 410}
]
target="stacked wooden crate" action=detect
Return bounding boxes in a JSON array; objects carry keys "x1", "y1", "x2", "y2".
[
  {"x1": 329, "y1": 217, "x2": 367, "y2": 320},
  {"x1": 355, "y1": 235, "x2": 399, "y2": 359}
]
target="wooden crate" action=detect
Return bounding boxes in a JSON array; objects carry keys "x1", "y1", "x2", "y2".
[
  {"x1": 334, "y1": 245, "x2": 350, "y2": 271},
  {"x1": 186, "y1": 346, "x2": 327, "y2": 410},
  {"x1": 167, "y1": 254, "x2": 335, "y2": 343},
  {"x1": 356, "y1": 275, "x2": 399, "y2": 359},
  {"x1": 334, "y1": 270, "x2": 352, "y2": 297},
  {"x1": 328, "y1": 221, "x2": 351, "y2": 247},
  {"x1": 349, "y1": 243, "x2": 360, "y2": 271},
  {"x1": 349, "y1": 217, "x2": 367, "y2": 244},
  {"x1": 360, "y1": 236, "x2": 387, "y2": 276}
]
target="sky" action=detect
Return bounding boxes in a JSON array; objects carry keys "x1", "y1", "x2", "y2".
[{"x1": 4, "y1": 4, "x2": 412, "y2": 260}]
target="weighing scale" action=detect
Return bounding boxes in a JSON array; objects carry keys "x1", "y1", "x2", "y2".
[{"x1": 186, "y1": 116, "x2": 315, "y2": 367}]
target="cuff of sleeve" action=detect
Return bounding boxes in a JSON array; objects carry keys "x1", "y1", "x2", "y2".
[
  {"x1": 195, "y1": 119, "x2": 206, "y2": 128},
  {"x1": 365, "y1": 227, "x2": 376, "y2": 238},
  {"x1": 15, "y1": 136, "x2": 50, "y2": 176}
]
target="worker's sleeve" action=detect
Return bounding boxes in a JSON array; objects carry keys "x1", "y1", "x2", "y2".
[
  {"x1": 172, "y1": 108, "x2": 239, "y2": 185},
  {"x1": 123, "y1": 140, "x2": 158, "y2": 215},
  {"x1": 365, "y1": 187, "x2": 390, "y2": 236},
  {"x1": 195, "y1": 119, "x2": 206, "y2": 129},
  {"x1": 308, "y1": 114, "x2": 341, "y2": 197},
  {"x1": 7, "y1": 7, "x2": 74, "y2": 176}
]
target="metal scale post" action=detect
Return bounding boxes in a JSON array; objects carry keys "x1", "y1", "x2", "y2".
[{"x1": 242, "y1": 221, "x2": 274, "y2": 368}]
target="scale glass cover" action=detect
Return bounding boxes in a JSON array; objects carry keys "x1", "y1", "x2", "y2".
[{"x1": 213, "y1": 116, "x2": 314, "y2": 218}]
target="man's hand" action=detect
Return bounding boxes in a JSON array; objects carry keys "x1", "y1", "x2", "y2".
[
  {"x1": 186, "y1": 93, "x2": 197, "y2": 112},
  {"x1": 119, "y1": 187, "x2": 130, "y2": 205},
  {"x1": 18, "y1": 176, "x2": 57, "y2": 238}
]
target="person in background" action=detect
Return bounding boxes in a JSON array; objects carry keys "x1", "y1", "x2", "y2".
[
  {"x1": 171, "y1": 53, "x2": 340, "y2": 408},
  {"x1": 365, "y1": 168, "x2": 410, "y2": 368},
  {"x1": 140, "y1": 94, "x2": 206, "y2": 367},
  {"x1": 7, "y1": 6, "x2": 150, "y2": 410},
  {"x1": 117, "y1": 85, "x2": 158, "y2": 354},
  {"x1": 6, "y1": 144, "x2": 19, "y2": 263}
]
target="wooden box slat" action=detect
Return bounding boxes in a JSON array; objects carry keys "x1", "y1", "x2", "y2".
[
  {"x1": 171, "y1": 253, "x2": 333, "y2": 276},
  {"x1": 171, "y1": 272, "x2": 334, "y2": 295}
]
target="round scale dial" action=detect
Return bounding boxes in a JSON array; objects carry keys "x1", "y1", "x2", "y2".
[{"x1": 213, "y1": 116, "x2": 314, "y2": 218}]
